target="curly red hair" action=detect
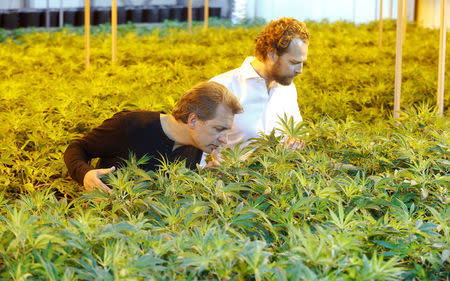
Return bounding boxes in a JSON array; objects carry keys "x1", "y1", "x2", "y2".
[{"x1": 255, "y1": 17, "x2": 309, "y2": 61}]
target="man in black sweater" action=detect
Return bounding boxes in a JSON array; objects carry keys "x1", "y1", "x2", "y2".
[{"x1": 64, "y1": 81, "x2": 243, "y2": 193}]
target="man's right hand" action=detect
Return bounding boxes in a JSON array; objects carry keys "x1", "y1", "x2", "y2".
[{"x1": 83, "y1": 167, "x2": 115, "y2": 194}]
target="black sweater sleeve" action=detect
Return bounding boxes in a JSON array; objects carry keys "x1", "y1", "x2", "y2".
[{"x1": 64, "y1": 112, "x2": 129, "y2": 185}]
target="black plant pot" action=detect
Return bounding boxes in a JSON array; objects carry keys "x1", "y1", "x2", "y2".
[
  {"x1": 117, "y1": 7, "x2": 127, "y2": 24},
  {"x1": 126, "y1": 7, "x2": 142, "y2": 23},
  {"x1": 74, "y1": 9, "x2": 86, "y2": 26},
  {"x1": 192, "y1": 7, "x2": 221, "y2": 21},
  {"x1": 142, "y1": 7, "x2": 159, "y2": 23},
  {"x1": 193, "y1": 7, "x2": 204, "y2": 21},
  {"x1": 19, "y1": 9, "x2": 42, "y2": 28},
  {"x1": 51, "y1": 10, "x2": 60, "y2": 27},
  {"x1": 39, "y1": 9, "x2": 59, "y2": 27},
  {"x1": 94, "y1": 8, "x2": 111, "y2": 25},
  {"x1": 209, "y1": 7, "x2": 221, "y2": 18},
  {"x1": 158, "y1": 6, "x2": 170, "y2": 22},
  {"x1": 3, "y1": 10, "x2": 19, "y2": 30},
  {"x1": 181, "y1": 7, "x2": 188, "y2": 21},
  {"x1": 169, "y1": 6, "x2": 185, "y2": 21},
  {"x1": 63, "y1": 8, "x2": 78, "y2": 26}
]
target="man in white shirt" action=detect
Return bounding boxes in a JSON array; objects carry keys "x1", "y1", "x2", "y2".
[{"x1": 210, "y1": 17, "x2": 309, "y2": 157}]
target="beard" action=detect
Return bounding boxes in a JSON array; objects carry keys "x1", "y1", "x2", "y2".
[
  {"x1": 273, "y1": 72, "x2": 294, "y2": 86},
  {"x1": 269, "y1": 62, "x2": 295, "y2": 86}
]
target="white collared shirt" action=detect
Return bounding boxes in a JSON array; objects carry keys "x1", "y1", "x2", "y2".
[{"x1": 211, "y1": 57, "x2": 302, "y2": 147}]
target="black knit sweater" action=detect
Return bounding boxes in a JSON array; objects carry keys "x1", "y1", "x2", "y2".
[{"x1": 64, "y1": 110, "x2": 202, "y2": 185}]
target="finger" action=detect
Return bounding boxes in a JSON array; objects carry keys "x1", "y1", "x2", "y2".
[
  {"x1": 288, "y1": 137, "x2": 294, "y2": 146},
  {"x1": 293, "y1": 139, "x2": 304, "y2": 150},
  {"x1": 98, "y1": 166, "x2": 115, "y2": 176},
  {"x1": 298, "y1": 140, "x2": 305, "y2": 150},
  {"x1": 205, "y1": 160, "x2": 220, "y2": 168},
  {"x1": 101, "y1": 184, "x2": 112, "y2": 194},
  {"x1": 93, "y1": 179, "x2": 112, "y2": 194},
  {"x1": 287, "y1": 138, "x2": 297, "y2": 148}
]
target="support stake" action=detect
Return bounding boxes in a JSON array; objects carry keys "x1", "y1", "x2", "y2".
[
  {"x1": 379, "y1": 0, "x2": 383, "y2": 47},
  {"x1": 394, "y1": 0, "x2": 404, "y2": 119},
  {"x1": 437, "y1": 0, "x2": 447, "y2": 116},
  {"x1": 112, "y1": 0, "x2": 117, "y2": 63},
  {"x1": 85, "y1": 0, "x2": 90, "y2": 69},
  {"x1": 204, "y1": 0, "x2": 209, "y2": 29},
  {"x1": 403, "y1": 0, "x2": 407, "y2": 42},
  {"x1": 188, "y1": 0, "x2": 192, "y2": 32}
]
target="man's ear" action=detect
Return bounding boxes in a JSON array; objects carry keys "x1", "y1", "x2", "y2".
[
  {"x1": 268, "y1": 49, "x2": 278, "y2": 62},
  {"x1": 187, "y1": 112, "x2": 198, "y2": 129}
]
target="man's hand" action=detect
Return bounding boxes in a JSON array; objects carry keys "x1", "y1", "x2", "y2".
[
  {"x1": 205, "y1": 148, "x2": 221, "y2": 168},
  {"x1": 83, "y1": 167, "x2": 115, "y2": 194},
  {"x1": 205, "y1": 160, "x2": 220, "y2": 168},
  {"x1": 284, "y1": 137, "x2": 305, "y2": 151}
]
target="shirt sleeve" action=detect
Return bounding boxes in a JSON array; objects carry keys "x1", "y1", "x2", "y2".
[
  {"x1": 210, "y1": 72, "x2": 236, "y2": 97},
  {"x1": 286, "y1": 85, "x2": 302, "y2": 123},
  {"x1": 64, "y1": 112, "x2": 129, "y2": 185},
  {"x1": 210, "y1": 71, "x2": 228, "y2": 84}
]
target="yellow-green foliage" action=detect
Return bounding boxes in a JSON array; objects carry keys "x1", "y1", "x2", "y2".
[{"x1": 0, "y1": 20, "x2": 448, "y2": 280}]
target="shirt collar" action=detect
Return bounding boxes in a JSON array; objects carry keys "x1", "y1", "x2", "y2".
[
  {"x1": 240, "y1": 57, "x2": 282, "y2": 89},
  {"x1": 240, "y1": 57, "x2": 264, "y2": 80}
]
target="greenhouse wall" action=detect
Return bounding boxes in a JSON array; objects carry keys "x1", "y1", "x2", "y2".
[
  {"x1": 244, "y1": 0, "x2": 416, "y2": 23},
  {"x1": 416, "y1": 0, "x2": 450, "y2": 28},
  {"x1": 29, "y1": 0, "x2": 177, "y2": 8},
  {"x1": 243, "y1": 0, "x2": 449, "y2": 29},
  {"x1": 0, "y1": 0, "x2": 177, "y2": 9},
  {"x1": 1, "y1": 0, "x2": 449, "y2": 28}
]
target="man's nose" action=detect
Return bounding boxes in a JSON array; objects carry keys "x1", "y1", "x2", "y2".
[{"x1": 218, "y1": 133, "x2": 227, "y2": 145}]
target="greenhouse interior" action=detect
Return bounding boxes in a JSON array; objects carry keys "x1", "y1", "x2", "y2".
[{"x1": 0, "y1": 0, "x2": 449, "y2": 280}]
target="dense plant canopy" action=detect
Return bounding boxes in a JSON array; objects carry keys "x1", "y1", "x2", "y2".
[{"x1": 0, "y1": 19, "x2": 448, "y2": 280}]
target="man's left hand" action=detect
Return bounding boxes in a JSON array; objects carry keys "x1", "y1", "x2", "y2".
[
  {"x1": 205, "y1": 148, "x2": 222, "y2": 168},
  {"x1": 284, "y1": 137, "x2": 305, "y2": 151}
]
